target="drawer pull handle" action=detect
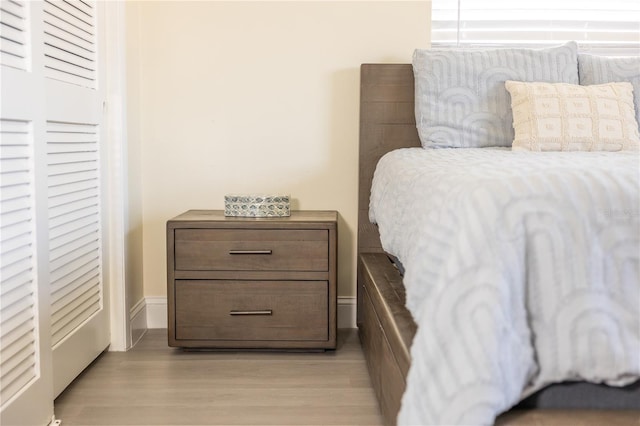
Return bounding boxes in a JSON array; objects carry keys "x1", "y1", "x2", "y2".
[
  {"x1": 229, "y1": 310, "x2": 273, "y2": 316},
  {"x1": 228, "y1": 250, "x2": 272, "y2": 255}
]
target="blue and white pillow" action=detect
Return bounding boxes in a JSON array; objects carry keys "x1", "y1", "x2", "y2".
[
  {"x1": 579, "y1": 53, "x2": 640, "y2": 132},
  {"x1": 413, "y1": 42, "x2": 579, "y2": 149}
]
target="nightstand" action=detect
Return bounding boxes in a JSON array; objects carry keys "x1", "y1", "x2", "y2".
[{"x1": 166, "y1": 210, "x2": 338, "y2": 349}]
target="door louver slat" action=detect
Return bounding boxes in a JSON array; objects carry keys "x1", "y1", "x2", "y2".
[
  {"x1": 0, "y1": 118, "x2": 38, "y2": 408},
  {"x1": 43, "y1": 0, "x2": 96, "y2": 88},
  {"x1": 47, "y1": 120, "x2": 102, "y2": 347},
  {"x1": 0, "y1": 0, "x2": 28, "y2": 70}
]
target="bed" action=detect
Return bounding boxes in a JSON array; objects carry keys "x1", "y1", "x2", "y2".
[{"x1": 356, "y1": 63, "x2": 640, "y2": 425}]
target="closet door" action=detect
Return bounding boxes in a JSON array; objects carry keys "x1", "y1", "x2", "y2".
[
  {"x1": 1, "y1": 1, "x2": 109, "y2": 422},
  {"x1": 42, "y1": 0, "x2": 109, "y2": 397},
  {"x1": 1, "y1": 1, "x2": 54, "y2": 424}
]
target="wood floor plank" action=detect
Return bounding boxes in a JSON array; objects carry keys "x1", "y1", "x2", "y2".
[
  {"x1": 54, "y1": 329, "x2": 640, "y2": 425},
  {"x1": 54, "y1": 329, "x2": 384, "y2": 426}
]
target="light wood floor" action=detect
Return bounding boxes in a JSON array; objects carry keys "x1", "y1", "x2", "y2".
[
  {"x1": 54, "y1": 329, "x2": 384, "y2": 425},
  {"x1": 55, "y1": 329, "x2": 640, "y2": 426}
]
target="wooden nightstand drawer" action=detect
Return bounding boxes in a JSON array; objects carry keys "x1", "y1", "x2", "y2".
[
  {"x1": 167, "y1": 210, "x2": 337, "y2": 349},
  {"x1": 174, "y1": 229, "x2": 328, "y2": 272},
  {"x1": 175, "y1": 280, "x2": 328, "y2": 341}
]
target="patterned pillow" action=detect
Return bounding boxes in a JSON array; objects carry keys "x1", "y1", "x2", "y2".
[
  {"x1": 505, "y1": 81, "x2": 640, "y2": 151},
  {"x1": 412, "y1": 42, "x2": 579, "y2": 149},
  {"x1": 578, "y1": 54, "x2": 640, "y2": 133}
]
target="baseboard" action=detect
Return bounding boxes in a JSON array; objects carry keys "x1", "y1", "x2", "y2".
[
  {"x1": 145, "y1": 296, "x2": 357, "y2": 329},
  {"x1": 129, "y1": 297, "x2": 147, "y2": 347},
  {"x1": 337, "y1": 296, "x2": 356, "y2": 329},
  {"x1": 146, "y1": 296, "x2": 168, "y2": 329}
]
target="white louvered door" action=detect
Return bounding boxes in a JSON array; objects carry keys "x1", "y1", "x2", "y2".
[
  {"x1": 1, "y1": 1, "x2": 109, "y2": 423},
  {"x1": 43, "y1": 0, "x2": 109, "y2": 398},
  {"x1": 1, "y1": 1, "x2": 55, "y2": 425}
]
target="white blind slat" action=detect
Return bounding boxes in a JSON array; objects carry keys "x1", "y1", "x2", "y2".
[{"x1": 432, "y1": 0, "x2": 640, "y2": 55}]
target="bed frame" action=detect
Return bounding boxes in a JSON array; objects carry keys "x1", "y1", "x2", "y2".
[
  {"x1": 357, "y1": 64, "x2": 418, "y2": 425},
  {"x1": 356, "y1": 64, "x2": 640, "y2": 425}
]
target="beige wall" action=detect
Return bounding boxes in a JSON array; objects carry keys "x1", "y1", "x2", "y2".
[
  {"x1": 128, "y1": 1, "x2": 430, "y2": 299},
  {"x1": 125, "y1": 1, "x2": 144, "y2": 311}
]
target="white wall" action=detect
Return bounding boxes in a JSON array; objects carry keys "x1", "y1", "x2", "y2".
[{"x1": 128, "y1": 1, "x2": 430, "y2": 301}]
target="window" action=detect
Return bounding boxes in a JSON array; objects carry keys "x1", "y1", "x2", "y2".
[{"x1": 431, "y1": 0, "x2": 640, "y2": 55}]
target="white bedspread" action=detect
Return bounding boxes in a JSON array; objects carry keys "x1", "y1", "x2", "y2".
[{"x1": 369, "y1": 148, "x2": 640, "y2": 426}]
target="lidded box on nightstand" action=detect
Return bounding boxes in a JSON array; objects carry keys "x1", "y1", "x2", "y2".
[{"x1": 224, "y1": 194, "x2": 290, "y2": 217}]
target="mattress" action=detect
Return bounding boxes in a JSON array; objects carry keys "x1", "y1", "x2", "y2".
[{"x1": 369, "y1": 147, "x2": 640, "y2": 425}]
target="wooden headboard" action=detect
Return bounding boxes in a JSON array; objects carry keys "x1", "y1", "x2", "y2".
[{"x1": 357, "y1": 64, "x2": 421, "y2": 256}]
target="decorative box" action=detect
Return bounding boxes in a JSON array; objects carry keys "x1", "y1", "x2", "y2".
[{"x1": 224, "y1": 195, "x2": 291, "y2": 217}]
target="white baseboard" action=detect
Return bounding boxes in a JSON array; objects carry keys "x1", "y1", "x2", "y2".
[
  {"x1": 129, "y1": 297, "x2": 147, "y2": 347},
  {"x1": 145, "y1": 296, "x2": 357, "y2": 329},
  {"x1": 146, "y1": 296, "x2": 168, "y2": 329},
  {"x1": 337, "y1": 296, "x2": 356, "y2": 329}
]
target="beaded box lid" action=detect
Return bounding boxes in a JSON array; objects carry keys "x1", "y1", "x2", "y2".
[{"x1": 224, "y1": 195, "x2": 291, "y2": 217}]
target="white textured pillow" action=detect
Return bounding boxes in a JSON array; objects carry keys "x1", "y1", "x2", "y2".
[
  {"x1": 505, "y1": 81, "x2": 640, "y2": 151},
  {"x1": 413, "y1": 42, "x2": 579, "y2": 149}
]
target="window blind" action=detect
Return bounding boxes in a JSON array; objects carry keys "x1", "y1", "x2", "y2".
[{"x1": 431, "y1": 0, "x2": 640, "y2": 55}]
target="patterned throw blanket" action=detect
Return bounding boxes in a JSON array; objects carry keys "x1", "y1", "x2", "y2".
[{"x1": 369, "y1": 148, "x2": 640, "y2": 425}]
